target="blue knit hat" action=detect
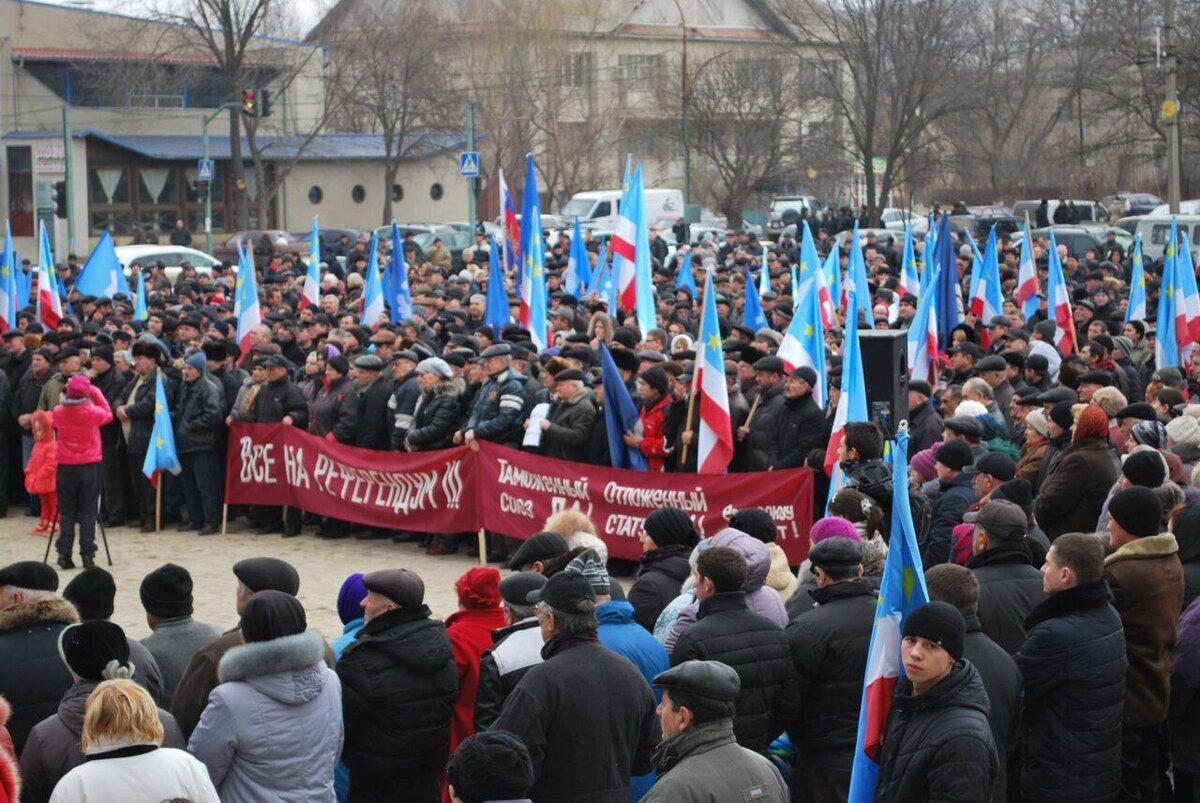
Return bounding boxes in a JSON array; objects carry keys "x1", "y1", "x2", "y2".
[
  {"x1": 336, "y1": 573, "x2": 368, "y2": 624},
  {"x1": 184, "y1": 351, "x2": 207, "y2": 374}
]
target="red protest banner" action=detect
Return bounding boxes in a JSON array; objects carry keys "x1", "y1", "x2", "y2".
[
  {"x1": 473, "y1": 441, "x2": 813, "y2": 563},
  {"x1": 224, "y1": 423, "x2": 474, "y2": 533},
  {"x1": 225, "y1": 424, "x2": 814, "y2": 563}
]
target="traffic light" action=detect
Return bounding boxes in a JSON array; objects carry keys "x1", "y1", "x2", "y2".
[
  {"x1": 52, "y1": 181, "x2": 67, "y2": 218},
  {"x1": 241, "y1": 89, "x2": 257, "y2": 117},
  {"x1": 259, "y1": 89, "x2": 273, "y2": 118}
]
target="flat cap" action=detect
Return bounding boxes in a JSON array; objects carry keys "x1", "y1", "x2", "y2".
[
  {"x1": 499, "y1": 572, "x2": 547, "y2": 607},
  {"x1": 368, "y1": 330, "x2": 397, "y2": 345},
  {"x1": 353, "y1": 354, "x2": 383, "y2": 371},
  {"x1": 363, "y1": 568, "x2": 425, "y2": 608},
  {"x1": 951, "y1": 342, "x2": 983, "y2": 359},
  {"x1": 909, "y1": 380, "x2": 933, "y2": 398},
  {"x1": 987, "y1": 315, "x2": 1010, "y2": 328},
  {"x1": 790, "y1": 365, "x2": 819, "y2": 386},
  {"x1": 232, "y1": 557, "x2": 299, "y2": 596},
  {"x1": 808, "y1": 536, "x2": 864, "y2": 570},
  {"x1": 526, "y1": 570, "x2": 595, "y2": 613},
  {"x1": 752, "y1": 355, "x2": 785, "y2": 374},
  {"x1": 507, "y1": 531, "x2": 569, "y2": 570},
  {"x1": 963, "y1": 451, "x2": 1016, "y2": 481},
  {"x1": 261, "y1": 354, "x2": 291, "y2": 369},
  {"x1": 1115, "y1": 402, "x2": 1157, "y2": 422},
  {"x1": 975, "y1": 355, "x2": 1007, "y2": 373},
  {"x1": 653, "y1": 660, "x2": 741, "y2": 702},
  {"x1": 1152, "y1": 367, "x2": 1184, "y2": 387},
  {"x1": 0, "y1": 560, "x2": 58, "y2": 592},
  {"x1": 481, "y1": 342, "x2": 513, "y2": 358},
  {"x1": 1037, "y1": 387, "x2": 1078, "y2": 404},
  {"x1": 943, "y1": 417, "x2": 984, "y2": 438},
  {"x1": 1077, "y1": 369, "x2": 1114, "y2": 387},
  {"x1": 964, "y1": 499, "x2": 1028, "y2": 541},
  {"x1": 553, "y1": 368, "x2": 585, "y2": 383}
]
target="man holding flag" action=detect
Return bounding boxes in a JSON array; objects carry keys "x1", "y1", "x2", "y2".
[{"x1": 116, "y1": 340, "x2": 177, "y2": 533}]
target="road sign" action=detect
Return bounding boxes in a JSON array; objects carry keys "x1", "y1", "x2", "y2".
[
  {"x1": 198, "y1": 159, "x2": 214, "y2": 181},
  {"x1": 459, "y1": 152, "x2": 480, "y2": 178}
]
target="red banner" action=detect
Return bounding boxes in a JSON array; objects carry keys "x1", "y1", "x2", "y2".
[{"x1": 225, "y1": 424, "x2": 814, "y2": 563}]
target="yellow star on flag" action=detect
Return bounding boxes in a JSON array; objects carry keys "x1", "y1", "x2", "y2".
[
  {"x1": 902, "y1": 567, "x2": 916, "y2": 601},
  {"x1": 155, "y1": 402, "x2": 163, "y2": 414},
  {"x1": 804, "y1": 324, "x2": 814, "y2": 337},
  {"x1": 155, "y1": 435, "x2": 164, "y2": 448},
  {"x1": 707, "y1": 334, "x2": 720, "y2": 350}
]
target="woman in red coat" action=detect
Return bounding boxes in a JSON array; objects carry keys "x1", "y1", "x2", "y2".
[
  {"x1": 51, "y1": 374, "x2": 113, "y2": 569},
  {"x1": 442, "y1": 568, "x2": 506, "y2": 802},
  {"x1": 627, "y1": 366, "x2": 673, "y2": 472}
]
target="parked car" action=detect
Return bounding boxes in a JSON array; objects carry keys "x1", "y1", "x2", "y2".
[
  {"x1": 1101, "y1": 193, "x2": 1163, "y2": 216},
  {"x1": 115, "y1": 245, "x2": 222, "y2": 285},
  {"x1": 1012, "y1": 199, "x2": 1108, "y2": 225},
  {"x1": 881, "y1": 207, "x2": 922, "y2": 231},
  {"x1": 285, "y1": 227, "x2": 363, "y2": 254},
  {"x1": 766, "y1": 195, "x2": 820, "y2": 238},
  {"x1": 1134, "y1": 216, "x2": 1200, "y2": 262},
  {"x1": 372, "y1": 223, "x2": 454, "y2": 242},
  {"x1": 1148, "y1": 199, "x2": 1200, "y2": 216},
  {"x1": 1031, "y1": 225, "x2": 1132, "y2": 260},
  {"x1": 210, "y1": 229, "x2": 291, "y2": 264}
]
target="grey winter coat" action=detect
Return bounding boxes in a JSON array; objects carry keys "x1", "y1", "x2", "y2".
[
  {"x1": 141, "y1": 616, "x2": 224, "y2": 705},
  {"x1": 18, "y1": 681, "x2": 184, "y2": 803},
  {"x1": 188, "y1": 630, "x2": 343, "y2": 803},
  {"x1": 641, "y1": 719, "x2": 788, "y2": 803}
]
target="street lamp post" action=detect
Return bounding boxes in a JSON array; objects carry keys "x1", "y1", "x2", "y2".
[
  {"x1": 673, "y1": 0, "x2": 691, "y2": 207},
  {"x1": 201, "y1": 104, "x2": 238, "y2": 254}
]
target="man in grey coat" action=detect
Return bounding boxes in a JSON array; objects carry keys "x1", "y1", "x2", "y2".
[
  {"x1": 642, "y1": 660, "x2": 787, "y2": 802},
  {"x1": 138, "y1": 564, "x2": 222, "y2": 704}
]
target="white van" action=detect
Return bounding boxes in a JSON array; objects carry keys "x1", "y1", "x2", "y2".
[
  {"x1": 1134, "y1": 215, "x2": 1200, "y2": 262},
  {"x1": 557, "y1": 188, "x2": 684, "y2": 230}
]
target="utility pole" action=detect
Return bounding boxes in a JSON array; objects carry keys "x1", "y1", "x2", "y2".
[
  {"x1": 1165, "y1": 0, "x2": 1181, "y2": 214},
  {"x1": 467, "y1": 100, "x2": 476, "y2": 231},
  {"x1": 201, "y1": 104, "x2": 237, "y2": 254},
  {"x1": 674, "y1": 0, "x2": 691, "y2": 206},
  {"x1": 61, "y1": 105, "x2": 75, "y2": 254}
]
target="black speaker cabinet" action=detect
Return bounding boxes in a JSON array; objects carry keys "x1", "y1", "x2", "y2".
[{"x1": 858, "y1": 329, "x2": 909, "y2": 435}]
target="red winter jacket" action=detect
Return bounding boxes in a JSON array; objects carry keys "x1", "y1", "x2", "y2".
[
  {"x1": 639, "y1": 395, "x2": 672, "y2": 472},
  {"x1": 52, "y1": 386, "x2": 113, "y2": 465},
  {"x1": 24, "y1": 411, "x2": 56, "y2": 494},
  {"x1": 443, "y1": 605, "x2": 507, "y2": 802}
]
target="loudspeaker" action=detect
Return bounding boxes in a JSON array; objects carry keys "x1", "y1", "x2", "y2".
[{"x1": 858, "y1": 330, "x2": 909, "y2": 435}]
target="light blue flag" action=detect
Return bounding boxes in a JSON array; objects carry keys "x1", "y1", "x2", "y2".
[
  {"x1": 564, "y1": 217, "x2": 590, "y2": 296},
  {"x1": 592, "y1": 240, "x2": 608, "y2": 295},
  {"x1": 901, "y1": 225, "x2": 919, "y2": 297},
  {"x1": 920, "y1": 215, "x2": 936, "y2": 296},
  {"x1": 142, "y1": 370, "x2": 181, "y2": 484},
  {"x1": 360, "y1": 233, "x2": 384, "y2": 328},
  {"x1": 133, "y1": 270, "x2": 148, "y2": 321},
  {"x1": 822, "y1": 246, "x2": 841, "y2": 310},
  {"x1": 846, "y1": 426, "x2": 930, "y2": 802},
  {"x1": 743, "y1": 264, "x2": 768, "y2": 331},
  {"x1": 1156, "y1": 220, "x2": 1179, "y2": 368},
  {"x1": 631, "y1": 163, "x2": 656, "y2": 333},
  {"x1": 521, "y1": 153, "x2": 549, "y2": 351},
  {"x1": 676, "y1": 250, "x2": 697, "y2": 297},
  {"x1": 759, "y1": 244, "x2": 771, "y2": 296},
  {"x1": 1, "y1": 222, "x2": 16, "y2": 329},
  {"x1": 386, "y1": 221, "x2": 412, "y2": 322},
  {"x1": 1125, "y1": 234, "x2": 1146, "y2": 324},
  {"x1": 75, "y1": 230, "x2": 130, "y2": 299},
  {"x1": 16, "y1": 253, "x2": 30, "y2": 310},
  {"x1": 484, "y1": 235, "x2": 510, "y2": 330},
  {"x1": 848, "y1": 224, "x2": 872, "y2": 321}
]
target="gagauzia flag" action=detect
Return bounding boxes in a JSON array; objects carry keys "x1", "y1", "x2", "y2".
[
  {"x1": 695, "y1": 270, "x2": 733, "y2": 473},
  {"x1": 1125, "y1": 234, "x2": 1146, "y2": 324},
  {"x1": 301, "y1": 216, "x2": 321, "y2": 309},
  {"x1": 1016, "y1": 221, "x2": 1039, "y2": 321},
  {"x1": 36, "y1": 221, "x2": 62, "y2": 329},
  {"x1": 1046, "y1": 231, "x2": 1076, "y2": 355},
  {"x1": 824, "y1": 283, "x2": 868, "y2": 485},
  {"x1": 142, "y1": 370, "x2": 181, "y2": 488},
  {"x1": 907, "y1": 265, "x2": 940, "y2": 384}
]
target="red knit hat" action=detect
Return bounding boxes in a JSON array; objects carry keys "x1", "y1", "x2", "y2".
[
  {"x1": 456, "y1": 567, "x2": 501, "y2": 610},
  {"x1": 1073, "y1": 405, "x2": 1109, "y2": 442}
]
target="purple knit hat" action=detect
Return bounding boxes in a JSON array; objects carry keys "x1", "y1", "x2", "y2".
[
  {"x1": 909, "y1": 446, "x2": 938, "y2": 482},
  {"x1": 336, "y1": 573, "x2": 368, "y2": 625},
  {"x1": 809, "y1": 516, "x2": 862, "y2": 544}
]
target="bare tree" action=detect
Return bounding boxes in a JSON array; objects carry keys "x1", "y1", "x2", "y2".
[
  {"x1": 770, "y1": 0, "x2": 978, "y2": 221},
  {"x1": 328, "y1": 3, "x2": 459, "y2": 224},
  {"x1": 684, "y1": 54, "x2": 799, "y2": 225}
]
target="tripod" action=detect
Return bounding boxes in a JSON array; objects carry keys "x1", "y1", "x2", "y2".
[{"x1": 42, "y1": 493, "x2": 113, "y2": 567}]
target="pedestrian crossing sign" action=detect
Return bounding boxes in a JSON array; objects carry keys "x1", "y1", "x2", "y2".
[{"x1": 459, "y1": 152, "x2": 480, "y2": 177}]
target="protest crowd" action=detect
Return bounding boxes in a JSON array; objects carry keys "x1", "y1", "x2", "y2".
[{"x1": 0, "y1": 185, "x2": 1199, "y2": 802}]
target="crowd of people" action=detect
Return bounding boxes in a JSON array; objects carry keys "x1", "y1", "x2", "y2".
[
  {"x1": 0, "y1": 209, "x2": 1198, "y2": 799},
  {"x1": 0, "y1": 477, "x2": 1195, "y2": 802}
]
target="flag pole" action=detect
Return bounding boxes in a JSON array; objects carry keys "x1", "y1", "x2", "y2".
[
  {"x1": 221, "y1": 503, "x2": 228, "y2": 536},
  {"x1": 155, "y1": 482, "x2": 162, "y2": 534},
  {"x1": 680, "y1": 269, "x2": 710, "y2": 466},
  {"x1": 744, "y1": 395, "x2": 762, "y2": 428},
  {"x1": 477, "y1": 528, "x2": 487, "y2": 567}
]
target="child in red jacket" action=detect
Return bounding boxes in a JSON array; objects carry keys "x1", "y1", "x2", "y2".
[{"x1": 25, "y1": 410, "x2": 57, "y2": 534}]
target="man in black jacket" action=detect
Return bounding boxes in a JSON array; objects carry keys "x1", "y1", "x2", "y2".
[
  {"x1": 1014, "y1": 534, "x2": 1127, "y2": 803},
  {"x1": 907, "y1": 380, "x2": 943, "y2": 455},
  {"x1": 926, "y1": 563, "x2": 1023, "y2": 803},
  {"x1": 116, "y1": 342, "x2": 177, "y2": 533},
  {"x1": 250, "y1": 355, "x2": 310, "y2": 537},
  {"x1": 174, "y1": 353, "x2": 223, "y2": 535},
  {"x1": 474, "y1": 572, "x2": 547, "y2": 731},
  {"x1": 773, "y1": 366, "x2": 825, "y2": 470},
  {"x1": 351, "y1": 355, "x2": 393, "y2": 451},
  {"x1": 90, "y1": 345, "x2": 132, "y2": 527},
  {"x1": 493, "y1": 571, "x2": 658, "y2": 803},
  {"x1": 337, "y1": 568, "x2": 457, "y2": 803},
  {"x1": 963, "y1": 499, "x2": 1046, "y2": 653},
  {"x1": 736, "y1": 355, "x2": 787, "y2": 471},
  {"x1": 780, "y1": 537, "x2": 876, "y2": 802},
  {"x1": 670, "y1": 546, "x2": 791, "y2": 753},
  {"x1": 873, "y1": 602, "x2": 999, "y2": 802}
]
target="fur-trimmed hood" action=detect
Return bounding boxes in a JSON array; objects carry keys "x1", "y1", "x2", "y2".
[
  {"x1": 0, "y1": 597, "x2": 79, "y2": 635},
  {"x1": 431, "y1": 376, "x2": 466, "y2": 399},
  {"x1": 1105, "y1": 532, "x2": 1179, "y2": 565},
  {"x1": 217, "y1": 630, "x2": 329, "y2": 706}
]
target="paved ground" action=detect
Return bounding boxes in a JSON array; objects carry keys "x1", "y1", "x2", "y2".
[{"x1": 0, "y1": 514, "x2": 490, "y2": 641}]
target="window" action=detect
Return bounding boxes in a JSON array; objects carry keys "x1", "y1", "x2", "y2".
[
  {"x1": 430, "y1": 183, "x2": 444, "y2": 201},
  {"x1": 620, "y1": 54, "x2": 661, "y2": 87},
  {"x1": 308, "y1": 186, "x2": 323, "y2": 204},
  {"x1": 392, "y1": 184, "x2": 404, "y2": 202},
  {"x1": 351, "y1": 185, "x2": 365, "y2": 203},
  {"x1": 560, "y1": 53, "x2": 594, "y2": 89}
]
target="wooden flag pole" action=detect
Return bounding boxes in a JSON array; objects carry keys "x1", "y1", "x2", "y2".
[
  {"x1": 155, "y1": 482, "x2": 162, "y2": 534},
  {"x1": 477, "y1": 528, "x2": 487, "y2": 567},
  {"x1": 680, "y1": 271, "x2": 709, "y2": 466},
  {"x1": 221, "y1": 503, "x2": 228, "y2": 536},
  {"x1": 744, "y1": 394, "x2": 762, "y2": 429}
]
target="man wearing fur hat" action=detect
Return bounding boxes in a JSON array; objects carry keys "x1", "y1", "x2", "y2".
[{"x1": 117, "y1": 340, "x2": 177, "y2": 533}]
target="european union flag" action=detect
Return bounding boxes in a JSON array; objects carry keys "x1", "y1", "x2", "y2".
[
  {"x1": 484, "y1": 235, "x2": 510, "y2": 330},
  {"x1": 142, "y1": 370, "x2": 181, "y2": 486}
]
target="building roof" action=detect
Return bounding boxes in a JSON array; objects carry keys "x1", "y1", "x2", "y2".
[
  {"x1": 12, "y1": 47, "x2": 215, "y2": 64},
  {"x1": 4, "y1": 129, "x2": 479, "y2": 162}
]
